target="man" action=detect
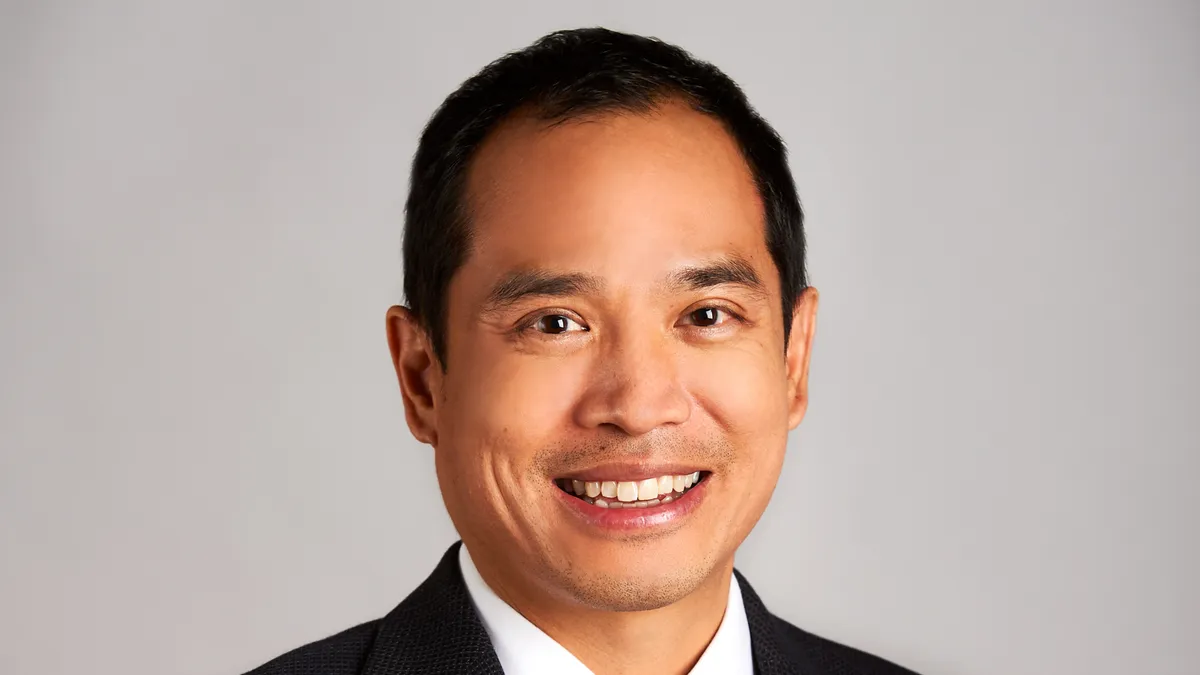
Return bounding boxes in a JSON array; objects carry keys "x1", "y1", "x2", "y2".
[{"x1": 247, "y1": 27, "x2": 920, "y2": 675}]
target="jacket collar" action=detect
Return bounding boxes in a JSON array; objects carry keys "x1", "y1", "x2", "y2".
[
  {"x1": 736, "y1": 567, "x2": 799, "y2": 674},
  {"x1": 361, "y1": 542, "x2": 795, "y2": 675},
  {"x1": 360, "y1": 542, "x2": 503, "y2": 675}
]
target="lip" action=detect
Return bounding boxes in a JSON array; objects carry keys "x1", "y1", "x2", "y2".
[
  {"x1": 554, "y1": 462, "x2": 707, "y2": 483},
  {"x1": 553, "y1": 472, "x2": 710, "y2": 532}
]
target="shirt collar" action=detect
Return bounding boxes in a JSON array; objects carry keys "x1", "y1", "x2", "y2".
[{"x1": 458, "y1": 544, "x2": 753, "y2": 675}]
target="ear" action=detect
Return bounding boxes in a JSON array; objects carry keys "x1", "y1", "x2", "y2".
[
  {"x1": 386, "y1": 306, "x2": 441, "y2": 446},
  {"x1": 785, "y1": 287, "x2": 819, "y2": 429}
]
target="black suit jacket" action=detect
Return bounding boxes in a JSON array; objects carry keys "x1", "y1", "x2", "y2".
[{"x1": 246, "y1": 542, "x2": 919, "y2": 675}]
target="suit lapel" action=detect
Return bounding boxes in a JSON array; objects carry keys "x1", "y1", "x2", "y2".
[
  {"x1": 360, "y1": 542, "x2": 503, "y2": 675},
  {"x1": 736, "y1": 569, "x2": 804, "y2": 675}
]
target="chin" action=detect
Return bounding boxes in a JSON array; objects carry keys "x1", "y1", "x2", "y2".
[{"x1": 546, "y1": 546, "x2": 718, "y2": 612}]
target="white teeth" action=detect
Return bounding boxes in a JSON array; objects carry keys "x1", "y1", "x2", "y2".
[
  {"x1": 617, "y1": 481, "x2": 638, "y2": 502},
  {"x1": 564, "y1": 472, "x2": 704, "y2": 505},
  {"x1": 657, "y1": 475, "x2": 673, "y2": 494},
  {"x1": 637, "y1": 478, "x2": 659, "y2": 501}
]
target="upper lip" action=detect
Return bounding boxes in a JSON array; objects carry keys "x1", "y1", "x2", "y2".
[{"x1": 555, "y1": 462, "x2": 707, "y2": 483}]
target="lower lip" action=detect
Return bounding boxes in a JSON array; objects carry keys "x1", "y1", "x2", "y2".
[{"x1": 553, "y1": 477, "x2": 709, "y2": 531}]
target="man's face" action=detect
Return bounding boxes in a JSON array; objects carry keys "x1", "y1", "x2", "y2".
[{"x1": 394, "y1": 103, "x2": 816, "y2": 612}]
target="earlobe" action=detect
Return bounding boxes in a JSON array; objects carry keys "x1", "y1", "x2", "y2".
[
  {"x1": 386, "y1": 306, "x2": 440, "y2": 446},
  {"x1": 786, "y1": 287, "x2": 819, "y2": 429}
]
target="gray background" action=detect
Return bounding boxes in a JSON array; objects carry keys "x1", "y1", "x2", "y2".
[{"x1": 1, "y1": 1, "x2": 1197, "y2": 674}]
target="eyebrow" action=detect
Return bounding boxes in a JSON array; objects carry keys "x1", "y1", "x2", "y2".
[
  {"x1": 480, "y1": 270, "x2": 604, "y2": 314},
  {"x1": 478, "y1": 255, "x2": 768, "y2": 315},
  {"x1": 665, "y1": 255, "x2": 767, "y2": 296}
]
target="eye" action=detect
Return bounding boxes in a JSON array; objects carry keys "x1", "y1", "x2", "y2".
[
  {"x1": 531, "y1": 314, "x2": 587, "y2": 335},
  {"x1": 682, "y1": 306, "x2": 737, "y2": 328}
]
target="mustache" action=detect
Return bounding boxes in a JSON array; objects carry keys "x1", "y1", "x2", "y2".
[{"x1": 532, "y1": 433, "x2": 736, "y2": 476}]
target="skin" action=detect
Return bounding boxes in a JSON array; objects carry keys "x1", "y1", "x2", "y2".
[{"x1": 387, "y1": 101, "x2": 819, "y2": 675}]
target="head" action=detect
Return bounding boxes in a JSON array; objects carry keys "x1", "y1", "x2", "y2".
[{"x1": 387, "y1": 28, "x2": 818, "y2": 613}]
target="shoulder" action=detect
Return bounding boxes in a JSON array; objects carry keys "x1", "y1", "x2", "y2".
[
  {"x1": 768, "y1": 613, "x2": 921, "y2": 675},
  {"x1": 242, "y1": 619, "x2": 381, "y2": 675},
  {"x1": 240, "y1": 542, "x2": 500, "y2": 675},
  {"x1": 734, "y1": 569, "x2": 922, "y2": 675}
]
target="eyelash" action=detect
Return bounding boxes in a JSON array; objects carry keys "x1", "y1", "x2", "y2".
[
  {"x1": 516, "y1": 305, "x2": 747, "y2": 336},
  {"x1": 517, "y1": 313, "x2": 586, "y2": 335},
  {"x1": 515, "y1": 311, "x2": 586, "y2": 336},
  {"x1": 682, "y1": 305, "x2": 746, "y2": 328}
]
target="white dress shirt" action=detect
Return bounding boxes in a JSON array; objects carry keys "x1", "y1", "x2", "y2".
[{"x1": 459, "y1": 544, "x2": 754, "y2": 674}]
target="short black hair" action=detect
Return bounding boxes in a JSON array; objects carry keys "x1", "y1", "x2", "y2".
[{"x1": 403, "y1": 27, "x2": 807, "y2": 366}]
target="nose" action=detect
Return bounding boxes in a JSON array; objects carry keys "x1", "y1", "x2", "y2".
[{"x1": 572, "y1": 328, "x2": 692, "y2": 436}]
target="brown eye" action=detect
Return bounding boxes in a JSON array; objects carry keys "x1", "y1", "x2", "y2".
[
  {"x1": 690, "y1": 307, "x2": 722, "y2": 327},
  {"x1": 534, "y1": 314, "x2": 585, "y2": 334}
]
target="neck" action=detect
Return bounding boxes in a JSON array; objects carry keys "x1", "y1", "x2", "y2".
[{"x1": 470, "y1": 547, "x2": 734, "y2": 675}]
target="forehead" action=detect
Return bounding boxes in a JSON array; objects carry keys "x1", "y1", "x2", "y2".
[{"x1": 459, "y1": 103, "x2": 773, "y2": 293}]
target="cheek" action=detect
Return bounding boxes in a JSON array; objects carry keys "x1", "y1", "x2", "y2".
[
  {"x1": 687, "y1": 343, "x2": 790, "y2": 436},
  {"x1": 435, "y1": 348, "x2": 590, "y2": 546},
  {"x1": 684, "y1": 344, "x2": 789, "y2": 532},
  {"x1": 439, "y1": 343, "x2": 586, "y2": 481}
]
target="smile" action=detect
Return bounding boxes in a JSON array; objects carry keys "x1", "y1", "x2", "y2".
[{"x1": 555, "y1": 472, "x2": 707, "y2": 509}]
